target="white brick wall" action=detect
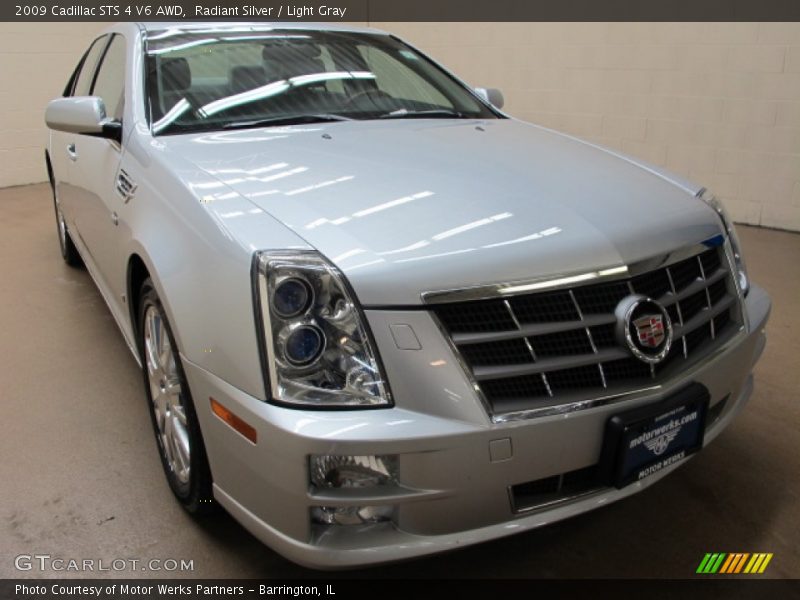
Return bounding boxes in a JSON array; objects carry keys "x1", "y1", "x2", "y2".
[
  {"x1": 379, "y1": 22, "x2": 800, "y2": 231},
  {"x1": 1, "y1": 22, "x2": 798, "y2": 231}
]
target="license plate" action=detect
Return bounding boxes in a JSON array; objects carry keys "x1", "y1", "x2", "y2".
[{"x1": 599, "y1": 383, "x2": 709, "y2": 489}]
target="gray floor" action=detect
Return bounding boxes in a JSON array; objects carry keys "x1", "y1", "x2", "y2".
[{"x1": 1, "y1": 183, "x2": 798, "y2": 579}]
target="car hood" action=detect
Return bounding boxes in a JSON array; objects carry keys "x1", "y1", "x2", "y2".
[{"x1": 164, "y1": 118, "x2": 719, "y2": 306}]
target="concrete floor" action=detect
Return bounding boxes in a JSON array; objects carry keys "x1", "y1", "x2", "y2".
[{"x1": 1, "y1": 182, "x2": 798, "y2": 579}]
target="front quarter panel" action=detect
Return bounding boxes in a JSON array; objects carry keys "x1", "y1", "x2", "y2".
[{"x1": 119, "y1": 124, "x2": 310, "y2": 400}]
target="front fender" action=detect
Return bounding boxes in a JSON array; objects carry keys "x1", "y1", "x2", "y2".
[{"x1": 119, "y1": 128, "x2": 306, "y2": 400}]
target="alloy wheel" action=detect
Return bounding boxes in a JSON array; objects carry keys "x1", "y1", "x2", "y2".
[{"x1": 143, "y1": 305, "x2": 191, "y2": 485}]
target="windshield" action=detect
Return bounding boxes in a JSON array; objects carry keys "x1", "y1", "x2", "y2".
[{"x1": 144, "y1": 28, "x2": 499, "y2": 135}]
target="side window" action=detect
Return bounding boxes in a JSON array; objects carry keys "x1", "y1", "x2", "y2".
[
  {"x1": 63, "y1": 61, "x2": 82, "y2": 96},
  {"x1": 91, "y1": 34, "x2": 126, "y2": 120},
  {"x1": 72, "y1": 36, "x2": 109, "y2": 96}
]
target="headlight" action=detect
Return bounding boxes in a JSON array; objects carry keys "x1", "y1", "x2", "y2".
[
  {"x1": 698, "y1": 189, "x2": 749, "y2": 296},
  {"x1": 253, "y1": 250, "x2": 392, "y2": 408}
]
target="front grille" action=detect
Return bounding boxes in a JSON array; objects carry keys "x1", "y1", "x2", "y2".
[
  {"x1": 509, "y1": 392, "x2": 732, "y2": 513},
  {"x1": 432, "y1": 245, "x2": 741, "y2": 416},
  {"x1": 706, "y1": 395, "x2": 730, "y2": 429},
  {"x1": 510, "y1": 465, "x2": 600, "y2": 513}
]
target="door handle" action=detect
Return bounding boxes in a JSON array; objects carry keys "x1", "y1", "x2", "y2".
[{"x1": 67, "y1": 143, "x2": 78, "y2": 161}]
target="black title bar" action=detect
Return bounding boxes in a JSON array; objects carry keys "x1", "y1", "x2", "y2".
[
  {"x1": 4, "y1": 0, "x2": 800, "y2": 22},
  {"x1": 3, "y1": 579, "x2": 800, "y2": 600}
]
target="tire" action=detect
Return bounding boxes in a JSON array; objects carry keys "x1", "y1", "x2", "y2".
[
  {"x1": 137, "y1": 278, "x2": 216, "y2": 515},
  {"x1": 50, "y1": 177, "x2": 82, "y2": 267}
]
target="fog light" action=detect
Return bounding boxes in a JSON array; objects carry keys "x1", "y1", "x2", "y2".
[
  {"x1": 310, "y1": 505, "x2": 394, "y2": 526},
  {"x1": 310, "y1": 455, "x2": 398, "y2": 489}
]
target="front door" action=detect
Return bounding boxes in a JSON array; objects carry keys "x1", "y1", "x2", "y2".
[{"x1": 69, "y1": 34, "x2": 129, "y2": 320}]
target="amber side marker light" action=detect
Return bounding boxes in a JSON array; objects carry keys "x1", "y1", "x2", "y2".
[{"x1": 210, "y1": 397, "x2": 257, "y2": 444}]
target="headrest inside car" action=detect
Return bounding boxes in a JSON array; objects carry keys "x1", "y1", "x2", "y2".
[
  {"x1": 160, "y1": 57, "x2": 191, "y2": 93},
  {"x1": 230, "y1": 65, "x2": 266, "y2": 93},
  {"x1": 262, "y1": 43, "x2": 324, "y2": 79}
]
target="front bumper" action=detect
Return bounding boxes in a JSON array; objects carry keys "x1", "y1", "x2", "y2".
[{"x1": 183, "y1": 284, "x2": 770, "y2": 569}]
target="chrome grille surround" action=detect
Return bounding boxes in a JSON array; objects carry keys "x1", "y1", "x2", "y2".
[{"x1": 427, "y1": 237, "x2": 745, "y2": 422}]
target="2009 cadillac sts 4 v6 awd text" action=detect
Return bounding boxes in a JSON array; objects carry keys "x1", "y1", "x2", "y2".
[{"x1": 45, "y1": 22, "x2": 770, "y2": 568}]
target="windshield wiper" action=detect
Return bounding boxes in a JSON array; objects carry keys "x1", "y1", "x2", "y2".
[
  {"x1": 379, "y1": 108, "x2": 467, "y2": 119},
  {"x1": 222, "y1": 114, "x2": 353, "y2": 130}
]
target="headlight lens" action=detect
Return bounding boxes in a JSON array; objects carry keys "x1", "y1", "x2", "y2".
[
  {"x1": 254, "y1": 250, "x2": 392, "y2": 408},
  {"x1": 283, "y1": 324, "x2": 325, "y2": 366},
  {"x1": 698, "y1": 189, "x2": 749, "y2": 296},
  {"x1": 272, "y1": 277, "x2": 313, "y2": 318}
]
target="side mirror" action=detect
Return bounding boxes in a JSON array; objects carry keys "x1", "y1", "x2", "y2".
[
  {"x1": 45, "y1": 96, "x2": 122, "y2": 142},
  {"x1": 474, "y1": 87, "x2": 504, "y2": 110}
]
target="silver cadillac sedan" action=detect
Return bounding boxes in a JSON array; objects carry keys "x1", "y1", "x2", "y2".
[{"x1": 45, "y1": 22, "x2": 770, "y2": 568}]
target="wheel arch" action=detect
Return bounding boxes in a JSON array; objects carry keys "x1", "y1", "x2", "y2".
[
  {"x1": 127, "y1": 252, "x2": 150, "y2": 351},
  {"x1": 125, "y1": 250, "x2": 185, "y2": 357},
  {"x1": 45, "y1": 150, "x2": 57, "y2": 194}
]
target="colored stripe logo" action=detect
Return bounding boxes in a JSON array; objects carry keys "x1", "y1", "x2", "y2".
[{"x1": 696, "y1": 553, "x2": 773, "y2": 574}]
